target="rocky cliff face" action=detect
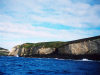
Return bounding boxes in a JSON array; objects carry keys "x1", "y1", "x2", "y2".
[
  {"x1": 9, "y1": 45, "x2": 56, "y2": 57},
  {"x1": 9, "y1": 36, "x2": 100, "y2": 59},
  {"x1": 9, "y1": 42, "x2": 65, "y2": 56},
  {"x1": 58, "y1": 38, "x2": 100, "y2": 55},
  {"x1": 0, "y1": 47, "x2": 9, "y2": 56}
]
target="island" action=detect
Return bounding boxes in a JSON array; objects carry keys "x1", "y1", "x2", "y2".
[
  {"x1": 9, "y1": 35, "x2": 100, "y2": 60},
  {"x1": 0, "y1": 47, "x2": 9, "y2": 56}
]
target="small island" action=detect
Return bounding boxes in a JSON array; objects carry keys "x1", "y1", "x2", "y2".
[
  {"x1": 9, "y1": 35, "x2": 100, "y2": 60},
  {"x1": 0, "y1": 47, "x2": 9, "y2": 56}
]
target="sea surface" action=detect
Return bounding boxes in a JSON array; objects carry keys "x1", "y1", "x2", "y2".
[{"x1": 0, "y1": 56, "x2": 100, "y2": 75}]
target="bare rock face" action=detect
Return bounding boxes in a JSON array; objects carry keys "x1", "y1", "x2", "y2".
[
  {"x1": 9, "y1": 46, "x2": 56, "y2": 56},
  {"x1": 38, "y1": 48, "x2": 55, "y2": 54},
  {"x1": 58, "y1": 38, "x2": 100, "y2": 55},
  {"x1": 8, "y1": 45, "x2": 21, "y2": 56}
]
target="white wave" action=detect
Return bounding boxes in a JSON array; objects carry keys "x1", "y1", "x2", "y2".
[
  {"x1": 75, "y1": 58, "x2": 93, "y2": 62},
  {"x1": 53, "y1": 58, "x2": 66, "y2": 60},
  {"x1": 16, "y1": 54, "x2": 19, "y2": 57},
  {"x1": 82, "y1": 58, "x2": 89, "y2": 61}
]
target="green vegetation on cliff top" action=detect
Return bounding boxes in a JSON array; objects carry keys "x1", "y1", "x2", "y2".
[
  {"x1": 20, "y1": 36, "x2": 100, "y2": 49},
  {"x1": 21, "y1": 41, "x2": 67, "y2": 49}
]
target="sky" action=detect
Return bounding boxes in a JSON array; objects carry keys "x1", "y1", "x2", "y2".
[{"x1": 0, "y1": 0, "x2": 100, "y2": 50}]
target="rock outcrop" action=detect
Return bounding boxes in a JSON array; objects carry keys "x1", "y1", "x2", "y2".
[
  {"x1": 0, "y1": 47, "x2": 9, "y2": 56},
  {"x1": 58, "y1": 37, "x2": 100, "y2": 55},
  {"x1": 9, "y1": 36, "x2": 100, "y2": 60},
  {"x1": 9, "y1": 46, "x2": 56, "y2": 56},
  {"x1": 9, "y1": 42, "x2": 65, "y2": 56}
]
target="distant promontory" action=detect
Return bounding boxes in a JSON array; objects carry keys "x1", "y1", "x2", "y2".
[
  {"x1": 9, "y1": 35, "x2": 100, "y2": 60},
  {"x1": 0, "y1": 47, "x2": 9, "y2": 56}
]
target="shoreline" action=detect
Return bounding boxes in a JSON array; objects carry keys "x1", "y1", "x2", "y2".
[
  {"x1": 1, "y1": 54, "x2": 100, "y2": 61},
  {"x1": 19, "y1": 54, "x2": 100, "y2": 61}
]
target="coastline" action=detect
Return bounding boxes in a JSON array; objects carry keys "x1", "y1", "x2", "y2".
[
  {"x1": 19, "y1": 54, "x2": 100, "y2": 61},
  {"x1": 8, "y1": 35, "x2": 100, "y2": 61}
]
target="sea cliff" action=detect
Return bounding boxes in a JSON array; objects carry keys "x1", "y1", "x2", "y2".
[{"x1": 9, "y1": 36, "x2": 100, "y2": 60}]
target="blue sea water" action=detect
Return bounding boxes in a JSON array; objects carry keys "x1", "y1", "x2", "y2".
[{"x1": 0, "y1": 56, "x2": 100, "y2": 75}]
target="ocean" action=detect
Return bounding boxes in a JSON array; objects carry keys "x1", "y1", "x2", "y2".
[{"x1": 0, "y1": 56, "x2": 100, "y2": 75}]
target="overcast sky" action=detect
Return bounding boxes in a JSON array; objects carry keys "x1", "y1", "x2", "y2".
[{"x1": 0, "y1": 0, "x2": 100, "y2": 50}]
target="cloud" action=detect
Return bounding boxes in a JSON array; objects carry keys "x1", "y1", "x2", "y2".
[
  {"x1": 0, "y1": 41, "x2": 24, "y2": 50},
  {"x1": 3, "y1": 0, "x2": 100, "y2": 27},
  {"x1": 0, "y1": 0, "x2": 100, "y2": 49},
  {"x1": 0, "y1": 22, "x2": 100, "y2": 50},
  {"x1": 1, "y1": 0, "x2": 100, "y2": 28}
]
